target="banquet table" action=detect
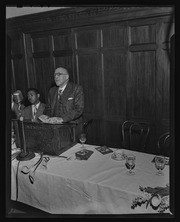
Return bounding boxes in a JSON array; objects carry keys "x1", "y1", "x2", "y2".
[{"x1": 11, "y1": 143, "x2": 171, "y2": 215}]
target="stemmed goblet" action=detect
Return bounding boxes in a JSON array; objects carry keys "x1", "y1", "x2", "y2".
[
  {"x1": 154, "y1": 156, "x2": 166, "y2": 176},
  {"x1": 79, "y1": 133, "x2": 87, "y2": 149},
  {"x1": 125, "y1": 154, "x2": 136, "y2": 175}
]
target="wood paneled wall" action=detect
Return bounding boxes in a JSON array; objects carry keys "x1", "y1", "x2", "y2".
[{"x1": 7, "y1": 7, "x2": 174, "y2": 153}]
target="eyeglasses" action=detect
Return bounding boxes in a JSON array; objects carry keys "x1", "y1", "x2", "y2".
[{"x1": 54, "y1": 72, "x2": 68, "y2": 77}]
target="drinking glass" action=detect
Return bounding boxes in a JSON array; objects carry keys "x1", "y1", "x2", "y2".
[
  {"x1": 125, "y1": 154, "x2": 136, "y2": 175},
  {"x1": 79, "y1": 133, "x2": 86, "y2": 149},
  {"x1": 154, "y1": 156, "x2": 166, "y2": 176}
]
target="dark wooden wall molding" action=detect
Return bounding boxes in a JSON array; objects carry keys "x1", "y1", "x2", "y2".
[{"x1": 6, "y1": 7, "x2": 173, "y2": 32}]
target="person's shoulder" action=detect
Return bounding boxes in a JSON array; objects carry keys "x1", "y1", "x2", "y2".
[
  {"x1": 21, "y1": 105, "x2": 32, "y2": 114},
  {"x1": 49, "y1": 85, "x2": 57, "y2": 90},
  {"x1": 69, "y1": 82, "x2": 82, "y2": 89},
  {"x1": 40, "y1": 102, "x2": 46, "y2": 108},
  {"x1": 23, "y1": 105, "x2": 32, "y2": 111},
  {"x1": 49, "y1": 86, "x2": 58, "y2": 93}
]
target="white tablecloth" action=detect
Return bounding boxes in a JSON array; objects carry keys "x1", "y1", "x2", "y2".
[{"x1": 11, "y1": 143, "x2": 170, "y2": 214}]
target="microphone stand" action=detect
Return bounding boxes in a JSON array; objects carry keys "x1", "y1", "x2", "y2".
[{"x1": 16, "y1": 117, "x2": 35, "y2": 161}]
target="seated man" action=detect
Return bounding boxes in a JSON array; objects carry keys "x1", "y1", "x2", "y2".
[
  {"x1": 21, "y1": 88, "x2": 45, "y2": 121},
  {"x1": 43, "y1": 67, "x2": 84, "y2": 137}
]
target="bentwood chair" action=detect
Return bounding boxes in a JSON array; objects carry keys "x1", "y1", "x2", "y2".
[
  {"x1": 121, "y1": 120, "x2": 150, "y2": 152},
  {"x1": 83, "y1": 119, "x2": 93, "y2": 134},
  {"x1": 157, "y1": 132, "x2": 170, "y2": 157},
  {"x1": 80, "y1": 119, "x2": 93, "y2": 143}
]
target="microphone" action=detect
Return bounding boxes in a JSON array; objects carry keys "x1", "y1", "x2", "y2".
[
  {"x1": 13, "y1": 90, "x2": 23, "y2": 104},
  {"x1": 16, "y1": 117, "x2": 35, "y2": 161}
]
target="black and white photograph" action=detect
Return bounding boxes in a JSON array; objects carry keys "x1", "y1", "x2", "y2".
[{"x1": 5, "y1": 5, "x2": 175, "y2": 218}]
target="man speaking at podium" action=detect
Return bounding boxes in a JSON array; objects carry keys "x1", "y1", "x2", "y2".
[{"x1": 43, "y1": 67, "x2": 84, "y2": 137}]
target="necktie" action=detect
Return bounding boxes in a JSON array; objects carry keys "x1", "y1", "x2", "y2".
[
  {"x1": 33, "y1": 105, "x2": 37, "y2": 119},
  {"x1": 58, "y1": 89, "x2": 62, "y2": 100}
]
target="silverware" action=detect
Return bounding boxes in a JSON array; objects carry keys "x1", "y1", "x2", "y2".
[
  {"x1": 58, "y1": 155, "x2": 74, "y2": 160},
  {"x1": 58, "y1": 155, "x2": 68, "y2": 158}
]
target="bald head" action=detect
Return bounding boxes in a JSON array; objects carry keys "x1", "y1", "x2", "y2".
[
  {"x1": 54, "y1": 67, "x2": 69, "y2": 87},
  {"x1": 55, "y1": 67, "x2": 69, "y2": 75}
]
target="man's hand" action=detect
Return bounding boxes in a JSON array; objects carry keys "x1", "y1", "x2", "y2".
[
  {"x1": 39, "y1": 115, "x2": 63, "y2": 124},
  {"x1": 48, "y1": 117, "x2": 63, "y2": 124}
]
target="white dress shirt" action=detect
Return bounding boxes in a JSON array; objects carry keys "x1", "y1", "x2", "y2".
[
  {"x1": 58, "y1": 84, "x2": 67, "y2": 100},
  {"x1": 58, "y1": 84, "x2": 67, "y2": 94}
]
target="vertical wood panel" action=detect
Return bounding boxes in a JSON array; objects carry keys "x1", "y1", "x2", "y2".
[
  {"x1": 78, "y1": 53, "x2": 102, "y2": 115},
  {"x1": 33, "y1": 57, "x2": 52, "y2": 103},
  {"x1": 30, "y1": 33, "x2": 53, "y2": 103},
  {"x1": 11, "y1": 36, "x2": 24, "y2": 54},
  {"x1": 23, "y1": 34, "x2": 36, "y2": 88},
  {"x1": 130, "y1": 24, "x2": 156, "y2": 44},
  {"x1": 52, "y1": 30, "x2": 74, "y2": 82},
  {"x1": 102, "y1": 24, "x2": 127, "y2": 48},
  {"x1": 12, "y1": 59, "x2": 28, "y2": 90},
  {"x1": 10, "y1": 33, "x2": 28, "y2": 96},
  {"x1": 155, "y1": 20, "x2": 172, "y2": 136},
  {"x1": 103, "y1": 51, "x2": 127, "y2": 118},
  {"x1": 53, "y1": 31, "x2": 72, "y2": 50},
  {"x1": 104, "y1": 120, "x2": 122, "y2": 148},
  {"x1": 76, "y1": 29, "x2": 98, "y2": 49},
  {"x1": 101, "y1": 23, "x2": 128, "y2": 146},
  {"x1": 31, "y1": 36, "x2": 50, "y2": 52},
  {"x1": 127, "y1": 51, "x2": 156, "y2": 119},
  {"x1": 86, "y1": 119, "x2": 105, "y2": 146},
  {"x1": 75, "y1": 28, "x2": 104, "y2": 145}
]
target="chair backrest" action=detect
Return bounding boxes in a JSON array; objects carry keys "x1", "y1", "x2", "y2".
[
  {"x1": 122, "y1": 120, "x2": 150, "y2": 151},
  {"x1": 122, "y1": 120, "x2": 134, "y2": 149},
  {"x1": 82, "y1": 119, "x2": 93, "y2": 135},
  {"x1": 157, "y1": 132, "x2": 170, "y2": 156}
]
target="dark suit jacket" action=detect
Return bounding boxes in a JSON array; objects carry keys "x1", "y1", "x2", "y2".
[
  {"x1": 21, "y1": 102, "x2": 45, "y2": 121},
  {"x1": 44, "y1": 82, "x2": 84, "y2": 123}
]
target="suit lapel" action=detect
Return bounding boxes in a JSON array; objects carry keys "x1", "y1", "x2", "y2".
[
  {"x1": 35, "y1": 103, "x2": 44, "y2": 119},
  {"x1": 61, "y1": 82, "x2": 72, "y2": 103},
  {"x1": 29, "y1": 105, "x2": 34, "y2": 119},
  {"x1": 35, "y1": 103, "x2": 41, "y2": 119},
  {"x1": 52, "y1": 87, "x2": 59, "y2": 111}
]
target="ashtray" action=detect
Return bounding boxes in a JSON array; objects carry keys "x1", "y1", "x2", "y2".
[
  {"x1": 111, "y1": 151, "x2": 126, "y2": 161},
  {"x1": 95, "y1": 146, "x2": 113, "y2": 154},
  {"x1": 75, "y1": 149, "x2": 94, "y2": 160}
]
